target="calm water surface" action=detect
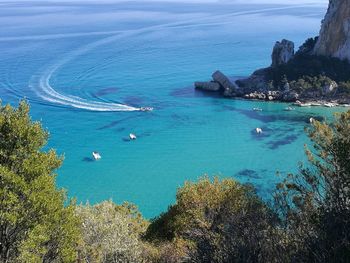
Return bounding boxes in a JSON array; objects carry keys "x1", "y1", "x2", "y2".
[{"x1": 0, "y1": 1, "x2": 338, "y2": 217}]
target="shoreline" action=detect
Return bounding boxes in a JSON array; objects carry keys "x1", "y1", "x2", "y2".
[{"x1": 195, "y1": 71, "x2": 350, "y2": 108}]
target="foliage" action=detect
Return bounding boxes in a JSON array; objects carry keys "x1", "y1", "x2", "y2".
[
  {"x1": 266, "y1": 51, "x2": 350, "y2": 92},
  {"x1": 1, "y1": 100, "x2": 350, "y2": 263},
  {"x1": 76, "y1": 200, "x2": 156, "y2": 263},
  {"x1": 0, "y1": 100, "x2": 80, "y2": 262},
  {"x1": 337, "y1": 81, "x2": 350, "y2": 95},
  {"x1": 275, "y1": 110, "x2": 350, "y2": 262},
  {"x1": 288, "y1": 75, "x2": 334, "y2": 94},
  {"x1": 297, "y1": 37, "x2": 318, "y2": 55},
  {"x1": 146, "y1": 176, "x2": 278, "y2": 262}
]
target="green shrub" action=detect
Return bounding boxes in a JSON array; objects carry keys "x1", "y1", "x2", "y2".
[
  {"x1": 0, "y1": 100, "x2": 80, "y2": 262},
  {"x1": 146, "y1": 177, "x2": 278, "y2": 263},
  {"x1": 76, "y1": 200, "x2": 156, "y2": 263}
]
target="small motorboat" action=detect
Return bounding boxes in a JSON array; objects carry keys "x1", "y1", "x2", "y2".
[
  {"x1": 324, "y1": 103, "x2": 336, "y2": 108},
  {"x1": 129, "y1": 133, "x2": 137, "y2": 140},
  {"x1": 140, "y1": 107, "x2": 154, "y2": 112},
  {"x1": 284, "y1": 107, "x2": 295, "y2": 111},
  {"x1": 256, "y1": 128, "x2": 263, "y2": 134},
  {"x1": 253, "y1": 107, "x2": 263, "y2": 112},
  {"x1": 309, "y1": 118, "x2": 314, "y2": 124},
  {"x1": 92, "y1": 151, "x2": 101, "y2": 160}
]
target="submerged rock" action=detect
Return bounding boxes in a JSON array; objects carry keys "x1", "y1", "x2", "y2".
[
  {"x1": 313, "y1": 0, "x2": 350, "y2": 61},
  {"x1": 271, "y1": 39, "x2": 295, "y2": 67},
  {"x1": 194, "y1": 81, "x2": 221, "y2": 92}
]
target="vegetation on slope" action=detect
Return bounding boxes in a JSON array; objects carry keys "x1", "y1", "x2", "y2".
[
  {"x1": 0, "y1": 101, "x2": 80, "y2": 262},
  {"x1": 264, "y1": 38, "x2": 350, "y2": 97},
  {"x1": 0, "y1": 100, "x2": 349, "y2": 262}
]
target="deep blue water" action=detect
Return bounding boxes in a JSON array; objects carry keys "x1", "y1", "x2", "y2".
[{"x1": 0, "y1": 1, "x2": 338, "y2": 218}]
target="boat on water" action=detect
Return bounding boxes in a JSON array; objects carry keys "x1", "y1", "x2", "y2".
[
  {"x1": 253, "y1": 107, "x2": 263, "y2": 112},
  {"x1": 140, "y1": 107, "x2": 154, "y2": 112},
  {"x1": 92, "y1": 151, "x2": 101, "y2": 160},
  {"x1": 284, "y1": 107, "x2": 295, "y2": 111},
  {"x1": 324, "y1": 103, "x2": 336, "y2": 108},
  {"x1": 129, "y1": 133, "x2": 137, "y2": 140}
]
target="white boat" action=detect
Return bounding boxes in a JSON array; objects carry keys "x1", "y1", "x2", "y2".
[
  {"x1": 140, "y1": 107, "x2": 153, "y2": 112},
  {"x1": 284, "y1": 107, "x2": 295, "y2": 111},
  {"x1": 253, "y1": 107, "x2": 262, "y2": 112},
  {"x1": 299, "y1": 103, "x2": 312, "y2": 107},
  {"x1": 309, "y1": 118, "x2": 314, "y2": 124},
  {"x1": 129, "y1": 133, "x2": 137, "y2": 140},
  {"x1": 92, "y1": 151, "x2": 101, "y2": 160},
  {"x1": 310, "y1": 102, "x2": 322, "y2": 106},
  {"x1": 256, "y1": 128, "x2": 263, "y2": 134},
  {"x1": 324, "y1": 103, "x2": 336, "y2": 108}
]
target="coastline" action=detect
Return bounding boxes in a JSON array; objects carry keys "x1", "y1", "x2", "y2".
[{"x1": 195, "y1": 72, "x2": 350, "y2": 108}]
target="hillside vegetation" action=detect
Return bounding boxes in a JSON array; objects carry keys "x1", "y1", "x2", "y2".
[{"x1": 0, "y1": 100, "x2": 349, "y2": 262}]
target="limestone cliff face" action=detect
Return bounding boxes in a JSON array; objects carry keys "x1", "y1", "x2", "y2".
[
  {"x1": 313, "y1": 0, "x2": 350, "y2": 61},
  {"x1": 271, "y1": 39, "x2": 295, "y2": 67}
]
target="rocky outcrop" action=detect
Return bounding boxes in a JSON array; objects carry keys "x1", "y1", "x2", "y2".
[
  {"x1": 235, "y1": 68, "x2": 269, "y2": 93},
  {"x1": 194, "y1": 71, "x2": 238, "y2": 95},
  {"x1": 193, "y1": 1, "x2": 350, "y2": 105},
  {"x1": 194, "y1": 81, "x2": 221, "y2": 92},
  {"x1": 271, "y1": 39, "x2": 295, "y2": 67},
  {"x1": 212, "y1": 71, "x2": 237, "y2": 93},
  {"x1": 322, "y1": 81, "x2": 338, "y2": 95},
  {"x1": 313, "y1": 0, "x2": 350, "y2": 61}
]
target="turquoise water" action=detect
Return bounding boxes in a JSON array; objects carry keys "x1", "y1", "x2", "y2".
[{"x1": 0, "y1": 1, "x2": 340, "y2": 218}]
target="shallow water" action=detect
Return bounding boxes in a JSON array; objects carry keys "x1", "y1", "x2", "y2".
[{"x1": 0, "y1": 1, "x2": 340, "y2": 218}]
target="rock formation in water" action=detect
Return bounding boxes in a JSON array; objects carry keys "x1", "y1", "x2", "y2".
[
  {"x1": 194, "y1": 81, "x2": 221, "y2": 92},
  {"x1": 194, "y1": 0, "x2": 350, "y2": 105},
  {"x1": 313, "y1": 0, "x2": 350, "y2": 61},
  {"x1": 195, "y1": 70, "x2": 238, "y2": 95},
  {"x1": 271, "y1": 39, "x2": 295, "y2": 67}
]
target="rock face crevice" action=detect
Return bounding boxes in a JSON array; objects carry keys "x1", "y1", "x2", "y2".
[{"x1": 313, "y1": 0, "x2": 350, "y2": 61}]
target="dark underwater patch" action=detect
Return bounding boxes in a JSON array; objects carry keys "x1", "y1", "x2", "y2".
[
  {"x1": 170, "y1": 86, "x2": 223, "y2": 98},
  {"x1": 115, "y1": 127, "x2": 126, "y2": 132},
  {"x1": 223, "y1": 105, "x2": 325, "y2": 125},
  {"x1": 82, "y1": 157, "x2": 94, "y2": 162},
  {"x1": 170, "y1": 113, "x2": 190, "y2": 122},
  {"x1": 97, "y1": 115, "x2": 140, "y2": 130},
  {"x1": 123, "y1": 96, "x2": 144, "y2": 106},
  {"x1": 267, "y1": 134, "x2": 299, "y2": 149},
  {"x1": 236, "y1": 169, "x2": 261, "y2": 179},
  {"x1": 235, "y1": 108, "x2": 277, "y2": 123},
  {"x1": 92, "y1": 87, "x2": 119, "y2": 97}
]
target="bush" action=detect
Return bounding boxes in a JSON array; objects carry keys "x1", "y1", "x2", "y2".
[
  {"x1": 266, "y1": 53, "x2": 350, "y2": 90},
  {"x1": 0, "y1": 100, "x2": 80, "y2": 262},
  {"x1": 275, "y1": 111, "x2": 350, "y2": 262},
  {"x1": 146, "y1": 177, "x2": 279, "y2": 263},
  {"x1": 76, "y1": 200, "x2": 157, "y2": 263}
]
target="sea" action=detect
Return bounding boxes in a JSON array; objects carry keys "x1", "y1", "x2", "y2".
[{"x1": 0, "y1": 0, "x2": 338, "y2": 218}]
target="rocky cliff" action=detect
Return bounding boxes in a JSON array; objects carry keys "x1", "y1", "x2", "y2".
[
  {"x1": 194, "y1": 0, "x2": 350, "y2": 105},
  {"x1": 271, "y1": 39, "x2": 295, "y2": 67},
  {"x1": 313, "y1": 0, "x2": 350, "y2": 61}
]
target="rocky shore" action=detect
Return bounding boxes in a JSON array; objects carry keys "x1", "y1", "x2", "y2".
[{"x1": 194, "y1": 0, "x2": 350, "y2": 106}]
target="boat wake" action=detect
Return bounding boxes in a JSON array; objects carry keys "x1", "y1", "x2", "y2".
[
  {"x1": 30, "y1": 4, "x2": 312, "y2": 112},
  {"x1": 36, "y1": 59, "x2": 140, "y2": 112}
]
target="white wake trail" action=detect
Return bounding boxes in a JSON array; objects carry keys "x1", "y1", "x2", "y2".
[{"x1": 32, "y1": 4, "x2": 312, "y2": 112}]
